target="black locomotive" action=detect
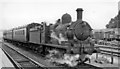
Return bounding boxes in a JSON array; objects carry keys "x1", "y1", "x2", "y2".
[{"x1": 3, "y1": 8, "x2": 99, "y2": 66}]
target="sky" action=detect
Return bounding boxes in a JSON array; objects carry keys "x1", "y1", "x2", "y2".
[
  {"x1": 118, "y1": 1, "x2": 120, "y2": 11},
  {"x1": 0, "y1": 0, "x2": 119, "y2": 31}
]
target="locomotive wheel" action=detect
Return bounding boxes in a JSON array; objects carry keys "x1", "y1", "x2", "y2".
[
  {"x1": 37, "y1": 46, "x2": 43, "y2": 54},
  {"x1": 77, "y1": 57, "x2": 90, "y2": 65},
  {"x1": 37, "y1": 46, "x2": 49, "y2": 56}
]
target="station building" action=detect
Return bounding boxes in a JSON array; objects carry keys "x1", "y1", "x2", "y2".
[{"x1": 93, "y1": 28, "x2": 120, "y2": 39}]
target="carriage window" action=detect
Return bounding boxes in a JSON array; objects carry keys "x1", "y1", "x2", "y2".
[
  {"x1": 7, "y1": 31, "x2": 12, "y2": 35},
  {"x1": 15, "y1": 30, "x2": 24, "y2": 35},
  {"x1": 30, "y1": 26, "x2": 41, "y2": 32}
]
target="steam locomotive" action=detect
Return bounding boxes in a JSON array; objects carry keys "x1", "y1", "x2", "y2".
[{"x1": 3, "y1": 8, "x2": 99, "y2": 66}]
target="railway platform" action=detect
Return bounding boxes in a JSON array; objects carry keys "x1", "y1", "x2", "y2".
[
  {"x1": 85, "y1": 53, "x2": 120, "y2": 69},
  {"x1": 0, "y1": 42, "x2": 14, "y2": 69}
]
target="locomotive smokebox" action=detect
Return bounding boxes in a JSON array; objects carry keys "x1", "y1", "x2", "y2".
[{"x1": 76, "y1": 8, "x2": 83, "y2": 20}]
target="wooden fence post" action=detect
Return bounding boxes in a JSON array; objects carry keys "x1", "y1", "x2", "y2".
[{"x1": 111, "y1": 52, "x2": 113, "y2": 64}]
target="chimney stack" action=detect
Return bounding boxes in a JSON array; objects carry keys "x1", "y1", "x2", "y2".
[{"x1": 76, "y1": 8, "x2": 83, "y2": 20}]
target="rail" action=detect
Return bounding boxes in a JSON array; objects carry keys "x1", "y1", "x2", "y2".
[
  {"x1": 2, "y1": 43, "x2": 45, "y2": 69},
  {"x1": 95, "y1": 44, "x2": 120, "y2": 55}
]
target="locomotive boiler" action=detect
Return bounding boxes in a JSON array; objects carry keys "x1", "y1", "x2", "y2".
[{"x1": 3, "y1": 8, "x2": 99, "y2": 66}]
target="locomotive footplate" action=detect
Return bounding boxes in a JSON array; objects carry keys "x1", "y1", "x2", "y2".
[{"x1": 42, "y1": 43, "x2": 68, "y2": 49}]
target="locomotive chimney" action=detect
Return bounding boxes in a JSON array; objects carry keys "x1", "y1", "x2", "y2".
[{"x1": 76, "y1": 8, "x2": 83, "y2": 20}]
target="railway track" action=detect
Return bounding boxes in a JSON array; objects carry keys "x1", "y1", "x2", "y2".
[
  {"x1": 2, "y1": 43, "x2": 45, "y2": 69},
  {"x1": 95, "y1": 44, "x2": 120, "y2": 57},
  {"x1": 100, "y1": 51, "x2": 120, "y2": 57},
  {"x1": 95, "y1": 44, "x2": 120, "y2": 49},
  {"x1": 73, "y1": 63, "x2": 102, "y2": 69},
  {"x1": 2, "y1": 42, "x2": 103, "y2": 69}
]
